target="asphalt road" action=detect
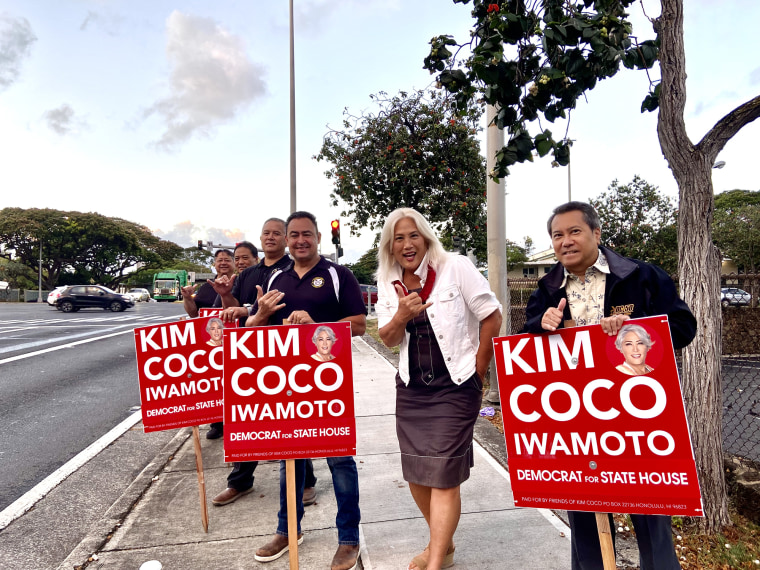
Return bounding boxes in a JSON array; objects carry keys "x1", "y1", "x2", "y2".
[{"x1": 0, "y1": 300, "x2": 186, "y2": 512}]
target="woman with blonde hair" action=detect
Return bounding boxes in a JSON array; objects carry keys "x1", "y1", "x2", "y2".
[{"x1": 376, "y1": 208, "x2": 502, "y2": 570}]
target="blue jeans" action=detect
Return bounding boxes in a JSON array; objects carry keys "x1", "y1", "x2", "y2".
[
  {"x1": 228, "y1": 458, "x2": 316, "y2": 492},
  {"x1": 276, "y1": 457, "x2": 360, "y2": 545}
]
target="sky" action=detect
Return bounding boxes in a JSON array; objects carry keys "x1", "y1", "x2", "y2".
[{"x1": 1, "y1": 0, "x2": 759, "y2": 264}]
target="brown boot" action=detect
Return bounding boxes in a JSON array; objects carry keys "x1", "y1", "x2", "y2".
[
  {"x1": 254, "y1": 533, "x2": 303, "y2": 562},
  {"x1": 211, "y1": 487, "x2": 253, "y2": 506},
  {"x1": 303, "y1": 486, "x2": 317, "y2": 506},
  {"x1": 331, "y1": 543, "x2": 360, "y2": 570}
]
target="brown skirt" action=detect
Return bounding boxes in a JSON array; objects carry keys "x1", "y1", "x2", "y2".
[{"x1": 395, "y1": 371, "x2": 482, "y2": 488}]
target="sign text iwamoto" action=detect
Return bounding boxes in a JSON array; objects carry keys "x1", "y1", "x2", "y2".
[
  {"x1": 493, "y1": 316, "x2": 703, "y2": 516},
  {"x1": 134, "y1": 316, "x2": 234, "y2": 432},
  {"x1": 222, "y1": 322, "x2": 357, "y2": 462}
]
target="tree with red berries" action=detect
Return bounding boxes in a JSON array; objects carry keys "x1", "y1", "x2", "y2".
[
  {"x1": 425, "y1": 0, "x2": 760, "y2": 532},
  {"x1": 315, "y1": 89, "x2": 489, "y2": 261}
]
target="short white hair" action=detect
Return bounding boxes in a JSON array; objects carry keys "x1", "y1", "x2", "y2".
[
  {"x1": 615, "y1": 324, "x2": 652, "y2": 351},
  {"x1": 312, "y1": 325, "x2": 336, "y2": 344}
]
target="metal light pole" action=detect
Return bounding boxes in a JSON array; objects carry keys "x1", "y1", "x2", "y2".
[
  {"x1": 567, "y1": 145, "x2": 572, "y2": 202},
  {"x1": 289, "y1": 0, "x2": 297, "y2": 212},
  {"x1": 485, "y1": 105, "x2": 508, "y2": 404},
  {"x1": 37, "y1": 239, "x2": 43, "y2": 302}
]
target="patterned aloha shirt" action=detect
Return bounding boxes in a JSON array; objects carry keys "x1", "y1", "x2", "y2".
[{"x1": 560, "y1": 249, "x2": 610, "y2": 327}]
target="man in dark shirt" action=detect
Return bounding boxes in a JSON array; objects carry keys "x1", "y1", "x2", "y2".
[
  {"x1": 523, "y1": 201, "x2": 696, "y2": 570},
  {"x1": 184, "y1": 243, "x2": 258, "y2": 439},
  {"x1": 209, "y1": 220, "x2": 317, "y2": 507},
  {"x1": 181, "y1": 248, "x2": 235, "y2": 318},
  {"x1": 248, "y1": 211, "x2": 366, "y2": 570}
]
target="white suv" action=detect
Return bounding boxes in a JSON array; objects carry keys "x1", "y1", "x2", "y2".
[{"x1": 47, "y1": 286, "x2": 67, "y2": 306}]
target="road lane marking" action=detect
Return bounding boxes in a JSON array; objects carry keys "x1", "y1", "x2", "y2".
[
  {"x1": 0, "y1": 330, "x2": 132, "y2": 362},
  {"x1": 0, "y1": 411, "x2": 142, "y2": 531},
  {"x1": 0, "y1": 315, "x2": 179, "y2": 360}
]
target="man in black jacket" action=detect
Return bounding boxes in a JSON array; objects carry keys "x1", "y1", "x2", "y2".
[{"x1": 522, "y1": 201, "x2": 696, "y2": 570}]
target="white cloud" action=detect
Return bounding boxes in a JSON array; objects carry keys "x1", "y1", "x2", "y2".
[
  {"x1": 79, "y1": 10, "x2": 124, "y2": 36},
  {"x1": 155, "y1": 220, "x2": 245, "y2": 248},
  {"x1": 142, "y1": 11, "x2": 267, "y2": 152},
  {"x1": 43, "y1": 104, "x2": 88, "y2": 136},
  {"x1": 0, "y1": 13, "x2": 37, "y2": 91}
]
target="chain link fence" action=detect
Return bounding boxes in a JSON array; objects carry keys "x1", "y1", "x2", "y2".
[{"x1": 506, "y1": 275, "x2": 760, "y2": 466}]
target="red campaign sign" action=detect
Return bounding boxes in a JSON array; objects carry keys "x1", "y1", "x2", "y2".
[
  {"x1": 493, "y1": 315, "x2": 703, "y2": 516},
  {"x1": 222, "y1": 321, "x2": 356, "y2": 462},
  {"x1": 199, "y1": 308, "x2": 223, "y2": 318},
  {"x1": 134, "y1": 316, "x2": 236, "y2": 432}
]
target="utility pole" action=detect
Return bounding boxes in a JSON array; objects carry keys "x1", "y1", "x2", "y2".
[
  {"x1": 37, "y1": 239, "x2": 43, "y2": 303},
  {"x1": 289, "y1": 0, "x2": 297, "y2": 212},
  {"x1": 485, "y1": 104, "x2": 507, "y2": 404}
]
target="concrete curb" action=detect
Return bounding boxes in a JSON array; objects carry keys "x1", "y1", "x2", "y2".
[{"x1": 57, "y1": 427, "x2": 193, "y2": 570}]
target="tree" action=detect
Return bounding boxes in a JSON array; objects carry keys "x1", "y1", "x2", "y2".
[
  {"x1": 315, "y1": 89, "x2": 490, "y2": 262},
  {"x1": 177, "y1": 247, "x2": 215, "y2": 271},
  {"x1": 0, "y1": 258, "x2": 36, "y2": 289},
  {"x1": 125, "y1": 247, "x2": 214, "y2": 288},
  {"x1": 713, "y1": 190, "x2": 760, "y2": 273},
  {"x1": 0, "y1": 208, "x2": 183, "y2": 289},
  {"x1": 344, "y1": 248, "x2": 379, "y2": 285},
  {"x1": 506, "y1": 239, "x2": 529, "y2": 265},
  {"x1": 425, "y1": 0, "x2": 760, "y2": 532},
  {"x1": 590, "y1": 175, "x2": 678, "y2": 273}
]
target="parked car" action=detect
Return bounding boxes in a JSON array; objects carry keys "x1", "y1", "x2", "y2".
[
  {"x1": 56, "y1": 285, "x2": 135, "y2": 312},
  {"x1": 127, "y1": 288, "x2": 151, "y2": 302},
  {"x1": 720, "y1": 287, "x2": 751, "y2": 307},
  {"x1": 47, "y1": 286, "x2": 67, "y2": 306},
  {"x1": 359, "y1": 284, "x2": 378, "y2": 306}
]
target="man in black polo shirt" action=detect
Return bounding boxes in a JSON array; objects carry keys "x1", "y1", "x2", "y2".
[
  {"x1": 248, "y1": 211, "x2": 366, "y2": 570},
  {"x1": 209, "y1": 219, "x2": 317, "y2": 507}
]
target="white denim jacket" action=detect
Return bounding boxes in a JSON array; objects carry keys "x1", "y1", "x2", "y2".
[{"x1": 376, "y1": 253, "x2": 502, "y2": 385}]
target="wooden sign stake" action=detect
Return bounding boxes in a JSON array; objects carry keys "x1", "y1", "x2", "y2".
[
  {"x1": 595, "y1": 512, "x2": 616, "y2": 569},
  {"x1": 286, "y1": 459, "x2": 299, "y2": 568},
  {"x1": 192, "y1": 426, "x2": 209, "y2": 533}
]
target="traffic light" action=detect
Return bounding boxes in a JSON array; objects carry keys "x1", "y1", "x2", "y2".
[
  {"x1": 197, "y1": 240, "x2": 203, "y2": 250},
  {"x1": 331, "y1": 219, "x2": 341, "y2": 245}
]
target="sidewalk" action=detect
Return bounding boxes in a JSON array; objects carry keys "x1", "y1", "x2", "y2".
[{"x1": 60, "y1": 337, "x2": 570, "y2": 569}]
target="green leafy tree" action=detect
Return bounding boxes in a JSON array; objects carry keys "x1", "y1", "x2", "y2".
[
  {"x1": 713, "y1": 190, "x2": 760, "y2": 273},
  {"x1": 0, "y1": 208, "x2": 183, "y2": 289},
  {"x1": 126, "y1": 247, "x2": 214, "y2": 288},
  {"x1": 425, "y1": 0, "x2": 760, "y2": 531},
  {"x1": 590, "y1": 176, "x2": 678, "y2": 273},
  {"x1": 177, "y1": 247, "x2": 215, "y2": 271},
  {"x1": 506, "y1": 239, "x2": 529, "y2": 265},
  {"x1": 522, "y1": 236, "x2": 534, "y2": 257},
  {"x1": 345, "y1": 248, "x2": 379, "y2": 285},
  {"x1": 315, "y1": 89, "x2": 489, "y2": 261},
  {"x1": 0, "y1": 258, "x2": 36, "y2": 289}
]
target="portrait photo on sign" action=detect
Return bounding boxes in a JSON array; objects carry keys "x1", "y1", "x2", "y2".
[
  {"x1": 308, "y1": 324, "x2": 343, "y2": 362},
  {"x1": 605, "y1": 321, "x2": 665, "y2": 376},
  {"x1": 205, "y1": 317, "x2": 226, "y2": 347}
]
